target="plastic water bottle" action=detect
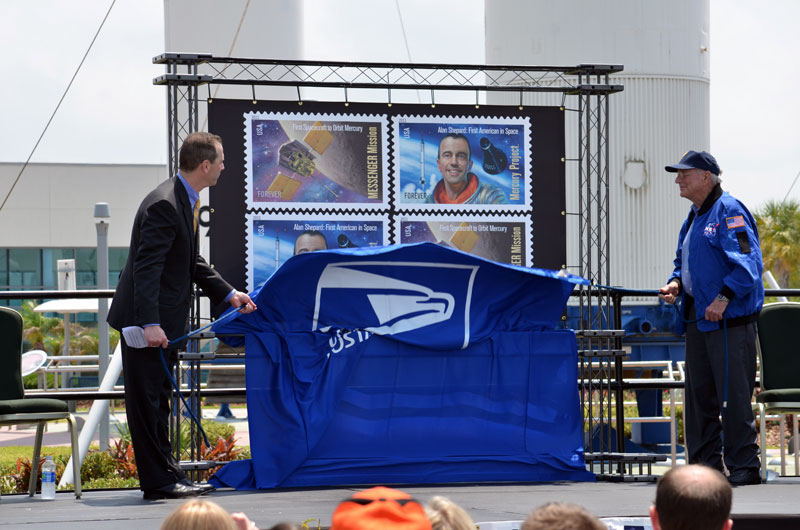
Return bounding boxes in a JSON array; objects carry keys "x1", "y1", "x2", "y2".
[{"x1": 41, "y1": 456, "x2": 56, "y2": 500}]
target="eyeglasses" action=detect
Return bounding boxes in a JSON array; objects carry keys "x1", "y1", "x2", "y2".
[{"x1": 344, "y1": 497, "x2": 421, "y2": 507}]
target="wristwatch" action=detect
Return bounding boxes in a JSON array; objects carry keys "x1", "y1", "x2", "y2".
[{"x1": 716, "y1": 293, "x2": 730, "y2": 303}]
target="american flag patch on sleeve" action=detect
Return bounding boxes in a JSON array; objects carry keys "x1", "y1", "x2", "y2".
[{"x1": 726, "y1": 216, "x2": 745, "y2": 229}]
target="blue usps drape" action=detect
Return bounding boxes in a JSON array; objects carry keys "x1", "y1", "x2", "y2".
[{"x1": 209, "y1": 242, "x2": 594, "y2": 488}]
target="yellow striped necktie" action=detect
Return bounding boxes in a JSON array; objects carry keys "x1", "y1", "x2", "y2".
[{"x1": 193, "y1": 199, "x2": 201, "y2": 233}]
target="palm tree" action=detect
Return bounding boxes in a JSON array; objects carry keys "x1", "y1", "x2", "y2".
[
  {"x1": 19, "y1": 300, "x2": 62, "y2": 353},
  {"x1": 756, "y1": 199, "x2": 800, "y2": 288},
  {"x1": 19, "y1": 299, "x2": 120, "y2": 355}
]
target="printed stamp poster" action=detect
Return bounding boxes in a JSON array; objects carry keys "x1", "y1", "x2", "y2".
[
  {"x1": 245, "y1": 112, "x2": 389, "y2": 209},
  {"x1": 246, "y1": 213, "x2": 389, "y2": 291},
  {"x1": 396, "y1": 215, "x2": 532, "y2": 267},
  {"x1": 392, "y1": 115, "x2": 531, "y2": 211}
]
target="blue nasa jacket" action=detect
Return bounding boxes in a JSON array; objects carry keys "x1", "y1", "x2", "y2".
[{"x1": 669, "y1": 184, "x2": 764, "y2": 334}]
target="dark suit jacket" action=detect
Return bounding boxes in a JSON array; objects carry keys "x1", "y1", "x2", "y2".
[{"x1": 108, "y1": 177, "x2": 232, "y2": 345}]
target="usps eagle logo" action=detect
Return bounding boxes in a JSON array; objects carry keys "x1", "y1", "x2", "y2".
[{"x1": 312, "y1": 261, "x2": 479, "y2": 349}]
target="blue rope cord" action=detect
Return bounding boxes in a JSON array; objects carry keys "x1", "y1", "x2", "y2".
[
  {"x1": 158, "y1": 348, "x2": 211, "y2": 448},
  {"x1": 158, "y1": 307, "x2": 245, "y2": 449},
  {"x1": 722, "y1": 318, "x2": 729, "y2": 409}
]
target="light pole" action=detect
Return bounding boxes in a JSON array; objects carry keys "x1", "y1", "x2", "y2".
[{"x1": 94, "y1": 202, "x2": 110, "y2": 450}]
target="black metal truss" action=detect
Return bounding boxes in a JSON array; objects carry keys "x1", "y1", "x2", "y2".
[
  {"x1": 154, "y1": 53, "x2": 622, "y2": 93},
  {"x1": 575, "y1": 70, "x2": 619, "y2": 472},
  {"x1": 154, "y1": 53, "x2": 626, "y2": 476},
  {"x1": 570, "y1": 68, "x2": 651, "y2": 478}
]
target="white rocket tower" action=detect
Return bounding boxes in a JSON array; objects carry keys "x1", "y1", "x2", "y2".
[{"x1": 486, "y1": 0, "x2": 710, "y2": 291}]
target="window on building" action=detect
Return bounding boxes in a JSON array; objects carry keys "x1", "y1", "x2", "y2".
[
  {"x1": 0, "y1": 247, "x2": 128, "y2": 308},
  {"x1": 42, "y1": 249, "x2": 76, "y2": 289},
  {"x1": 8, "y1": 249, "x2": 42, "y2": 290},
  {"x1": 76, "y1": 248, "x2": 98, "y2": 287},
  {"x1": 0, "y1": 248, "x2": 6, "y2": 287},
  {"x1": 109, "y1": 248, "x2": 127, "y2": 287}
]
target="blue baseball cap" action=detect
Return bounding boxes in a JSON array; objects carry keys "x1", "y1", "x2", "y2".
[{"x1": 665, "y1": 150, "x2": 721, "y2": 176}]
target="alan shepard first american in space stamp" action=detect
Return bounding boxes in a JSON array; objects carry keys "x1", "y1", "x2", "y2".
[{"x1": 392, "y1": 115, "x2": 531, "y2": 211}]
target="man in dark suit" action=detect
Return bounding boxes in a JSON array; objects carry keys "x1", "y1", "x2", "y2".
[{"x1": 108, "y1": 132, "x2": 256, "y2": 500}]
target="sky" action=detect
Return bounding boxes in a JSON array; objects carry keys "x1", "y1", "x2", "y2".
[{"x1": 1, "y1": 0, "x2": 798, "y2": 210}]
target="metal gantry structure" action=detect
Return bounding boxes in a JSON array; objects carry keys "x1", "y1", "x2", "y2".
[{"x1": 153, "y1": 54, "x2": 635, "y2": 480}]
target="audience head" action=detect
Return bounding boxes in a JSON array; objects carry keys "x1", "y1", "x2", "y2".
[
  {"x1": 521, "y1": 502, "x2": 606, "y2": 530},
  {"x1": 331, "y1": 486, "x2": 432, "y2": 530},
  {"x1": 160, "y1": 499, "x2": 238, "y2": 530},
  {"x1": 425, "y1": 496, "x2": 476, "y2": 530},
  {"x1": 650, "y1": 464, "x2": 733, "y2": 530}
]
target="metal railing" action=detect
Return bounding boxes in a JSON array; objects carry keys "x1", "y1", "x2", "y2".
[{"x1": 5, "y1": 287, "x2": 800, "y2": 478}]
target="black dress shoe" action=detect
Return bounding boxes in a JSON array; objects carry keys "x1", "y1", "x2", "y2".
[
  {"x1": 143, "y1": 482, "x2": 204, "y2": 500},
  {"x1": 727, "y1": 468, "x2": 762, "y2": 486},
  {"x1": 179, "y1": 477, "x2": 216, "y2": 494}
]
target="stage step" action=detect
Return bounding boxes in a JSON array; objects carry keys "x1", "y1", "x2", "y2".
[
  {"x1": 585, "y1": 452, "x2": 667, "y2": 482},
  {"x1": 179, "y1": 460, "x2": 222, "y2": 471},
  {"x1": 574, "y1": 330, "x2": 626, "y2": 338},
  {"x1": 585, "y1": 452, "x2": 667, "y2": 462},
  {"x1": 577, "y1": 349, "x2": 628, "y2": 357},
  {"x1": 595, "y1": 472, "x2": 661, "y2": 482}
]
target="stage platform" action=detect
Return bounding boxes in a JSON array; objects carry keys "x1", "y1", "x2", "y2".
[
  {"x1": 3, "y1": 410, "x2": 800, "y2": 529},
  {"x1": 2, "y1": 479, "x2": 799, "y2": 530}
]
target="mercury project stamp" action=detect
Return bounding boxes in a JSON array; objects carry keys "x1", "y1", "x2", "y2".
[{"x1": 392, "y1": 115, "x2": 531, "y2": 211}]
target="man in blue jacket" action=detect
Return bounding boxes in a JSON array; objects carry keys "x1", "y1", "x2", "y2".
[{"x1": 659, "y1": 150, "x2": 763, "y2": 486}]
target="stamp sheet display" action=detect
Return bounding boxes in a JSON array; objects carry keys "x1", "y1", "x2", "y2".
[{"x1": 231, "y1": 107, "x2": 544, "y2": 286}]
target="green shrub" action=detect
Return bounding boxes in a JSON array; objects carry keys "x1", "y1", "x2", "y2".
[
  {"x1": 81, "y1": 450, "x2": 117, "y2": 482},
  {"x1": 202, "y1": 420, "x2": 235, "y2": 446},
  {"x1": 23, "y1": 372, "x2": 57, "y2": 389},
  {"x1": 114, "y1": 422, "x2": 133, "y2": 445},
  {"x1": 0, "y1": 422, "x2": 247, "y2": 493},
  {"x1": 0, "y1": 463, "x2": 21, "y2": 494},
  {"x1": 174, "y1": 419, "x2": 236, "y2": 458},
  {"x1": 0, "y1": 454, "x2": 65, "y2": 494}
]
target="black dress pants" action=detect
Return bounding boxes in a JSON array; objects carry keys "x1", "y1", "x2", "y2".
[
  {"x1": 121, "y1": 339, "x2": 185, "y2": 491},
  {"x1": 684, "y1": 308, "x2": 760, "y2": 474}
]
